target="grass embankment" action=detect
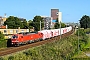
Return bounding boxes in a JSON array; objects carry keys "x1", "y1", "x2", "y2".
[
  {"x1": 0, "y1": 32, "x2": 7, "y2": 49},
  {"x1": 1, "y1": 28, "x2": 90, "y2": 60},
  {"x1": 0, "y1": 39, "x2": 7, "y2": 49},
  {"x1": 71, "y1": 29, "x2": 90, "y2": 60},
  {"x1": 71, "y1": 34, "x2": 90, "y2": 60},
  {"x1": 0, "y1": 34, "x2": 79, "y2": 60},
  {"x1": 0, "y1": 38, "x2": 11, "y2": 50},
  {"x1": 84, "y1": 34, "x2": 90, "y2": 48}
]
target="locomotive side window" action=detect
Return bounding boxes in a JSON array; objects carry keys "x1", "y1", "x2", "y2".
[
  {"x1": 12, "y1": 35, "x2": 18, "y2": 38},
  {"x1": 39, "y1": 33, "x2": 43, "y2": 37}
]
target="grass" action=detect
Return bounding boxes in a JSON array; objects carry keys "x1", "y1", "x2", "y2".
[
  {"x1": 0, "y1": 39, "x2": 7, "y2": 49},
  {"x1": 71, "y1": 34, "x2": 90, "y2": 59},
  {"x1": 72, "y1": 51, "x2": 88, "y2": 58},
  {"x1": 84, "y1": 34, "x2": 90, "y2": 48}
]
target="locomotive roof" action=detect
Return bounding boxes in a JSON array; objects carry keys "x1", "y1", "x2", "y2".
[{"x1": 18, "y1": 32, "x2": 38, "y2": 35}]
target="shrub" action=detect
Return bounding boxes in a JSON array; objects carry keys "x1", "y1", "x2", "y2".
[
  {"x1": 0, "y1": 39, "x2": 7, "y2": 48},
  {"x1": 0, "y1": 57, "x2": 3, "y2": 60},
  {"x1": 76, "y1": 29, "x2": 86, "y2": 36},
  {"x1": 0, "y1": 31, "x2": 6, "y2": 48},
  {"x1": 8, "y1": 56, "x2": 14, "y2": 60}
]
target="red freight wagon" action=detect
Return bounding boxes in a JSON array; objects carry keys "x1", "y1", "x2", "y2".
[{"x1": 11, "y1": 32, "x2": 42, "y2": 46}]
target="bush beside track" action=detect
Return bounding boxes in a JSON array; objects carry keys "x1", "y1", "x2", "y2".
[
  {"x1": 0, "y1": 31, "x2": 7, "y2": 49},
  {"x1": 0, "y1": 40, "x2": 7, "y2": 48}
]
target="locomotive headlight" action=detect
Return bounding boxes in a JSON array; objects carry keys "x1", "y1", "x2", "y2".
[{"x1": 16, "y1": 40, "x2": 19, "y2": 42}]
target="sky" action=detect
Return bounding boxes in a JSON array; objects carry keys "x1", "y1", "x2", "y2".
[{"x1": 0, "y1": 0, "x2": 90, "y2": 23}]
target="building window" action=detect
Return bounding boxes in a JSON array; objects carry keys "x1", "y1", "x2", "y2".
[
  {"x1": 4, "y1": 30, "x2": 7, "y2": 33},
  {"x1": 56, "y1": 12, "x2": 58, "y2": 15},
  {"x1": 10, "y1": 30, "x2": 13, "y2": 33},
  {"x1": 16, "y1": 30, "x2": 18, "y2": 33},
  {"x1": 27, "y1": 29, "x2": 29, "y2": 32},
  {"x1": 21, "y1": 30, "x2": 24, "y2": 32}
]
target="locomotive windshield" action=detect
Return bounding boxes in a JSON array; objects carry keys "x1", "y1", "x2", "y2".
[{"x1": 12, "y1": 35, "x2": 18, "y2": 39}]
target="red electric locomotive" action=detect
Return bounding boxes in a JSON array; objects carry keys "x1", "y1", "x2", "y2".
[{"x1": 11, "y1": 32, "x2": 43, "y2": 46}]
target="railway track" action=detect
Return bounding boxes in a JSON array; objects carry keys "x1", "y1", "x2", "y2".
[{"x1": 0, "y1": 28, "x2": 74, "y2": 56}]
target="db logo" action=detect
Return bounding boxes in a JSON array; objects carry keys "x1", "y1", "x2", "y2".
[{"x1": 63, "y1": 29, "x2": 67, "y2": 33}]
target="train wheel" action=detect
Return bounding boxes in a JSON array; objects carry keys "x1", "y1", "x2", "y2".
[
  {"x1": 26, "y1": 42, "x2": 28, "y2": 44},
  {"x1": 16, "y1": 44, "x2": 20, "y2": 47}
]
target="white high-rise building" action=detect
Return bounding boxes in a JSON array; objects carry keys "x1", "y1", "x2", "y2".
[{"x1": 57, "y1": 12, "x2": 62, "y2": 23}]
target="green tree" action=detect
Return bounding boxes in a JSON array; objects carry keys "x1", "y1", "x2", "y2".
[
  {"x1": 54, "y1": 23, "x2": 60, "y2": 29},
  {"x1": 4, "y1": 16, "x2": 23, "y2": 29},
  {"x1": 61, "y1": 23, "x2": 66, "y2": 28},
  {"x1": 22, "y1": 20, "x2": 28, "y2": 29},
  {"x1": 28, "y1": 20, "x2": 33, "y2": 29},
  {"x1": 54, "y1": 18, "x2": 66, "y2": 28},
  {"x1": 54, "y1": 18, "x2": 60, "y2": 29},
  {"x1": 80, "y1": 15, "x2": 90, "y2": 29},
  {"x1": 33, "y1": 16, "x2": 44, "y2": 31}
]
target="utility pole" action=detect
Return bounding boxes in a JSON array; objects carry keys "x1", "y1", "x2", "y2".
[
  {"x1": 78, "y1": 21, "x2": 79, "y2": 54},
  {"x1": 60, "y1": 22, "x2": 61, "y2": 39},
  {"x1": 57, "y1": 12, "x2": 62, "y2": 39},
  {"x1": 40, "y1": 21, "x2": 41, "y2": 31},
  {"x1": 6, "y1": 25, "x2": 8, "y2": 35}
]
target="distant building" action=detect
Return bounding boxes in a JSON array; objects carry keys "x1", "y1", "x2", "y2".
[
  {"x1": 41, "y1": 16, "x2": 52, "y2": 29},
  {"x1": 0, "y1": 16, "x2": 3, "y2": 26},
  {"x1": 51, "y1": 9, "x2": 62, "y2": 23},
  {"x1": 2, "y1": 13, "x2": 7, "y2": 22},
  {"x1": 51, "y1": 9, "x2": 62, "y2": 28},
  {"x1": 52, "y1": 20, "x2": 57, "y2": 28},
  {"x1": 51, "y1": 9, "x2": 59, "y2": 20},
  {"x1": 0, "y1": 27, "x2": 29, "y2": 35},
  {"x1": 0, "y1": 26, "x2": 6, "y2": 29},
  {"x1": 0, "y1": 28, "x2": 29, "y2": 39},
  {"x1": 18, "y1": 18, "x2": 26, "y2": 22},
  {"x1": 57, "y1": 12, "x2": 62, "y2": 23},
  {"x1": 0, "y1": 14, "x2": 7, "y2": 26}
]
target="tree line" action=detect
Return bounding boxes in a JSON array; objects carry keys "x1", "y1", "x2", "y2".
[
  {"x1": 4, "y1": 16, "x2": 28, "y2": 29},
  {"x1": 3, "y1": 14, "x2": 90, "y2": 31},
  {"x1": 4, "y1": 15, "x2": 67, "y2": 31},
  {"x1": 4, "y1": 16, "x2": 44, "y2": 31}
]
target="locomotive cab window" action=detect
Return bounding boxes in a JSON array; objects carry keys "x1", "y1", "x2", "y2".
[
  {"x1": 40, "y1": 33, "x2": 43, "y2": 36},
  {"x1": 12, "y1": 35, "x2": 18, "y2": 38}
]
